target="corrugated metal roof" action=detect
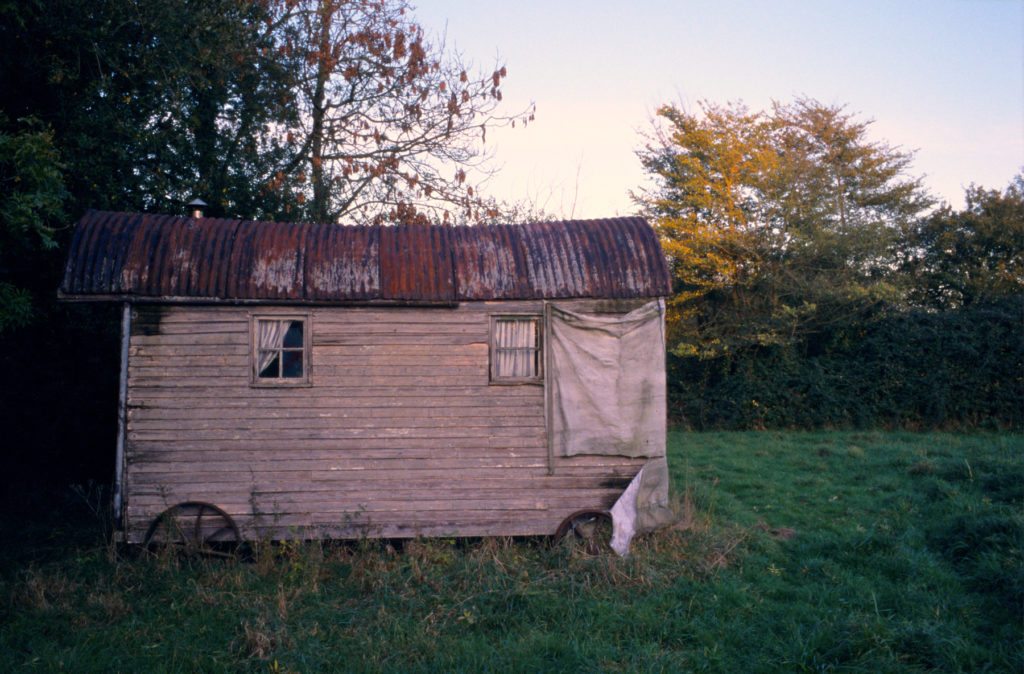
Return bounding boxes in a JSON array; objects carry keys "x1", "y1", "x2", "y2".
[{"x1": 59, "y1": 210, "x2": 671, "y2": 302}]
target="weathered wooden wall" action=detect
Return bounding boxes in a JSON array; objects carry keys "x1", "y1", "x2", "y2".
[{"x1": 123, "y1": 301, "x2": 648, "y2": 542}]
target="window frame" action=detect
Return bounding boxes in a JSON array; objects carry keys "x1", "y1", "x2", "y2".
[
  {"x1": 250, "y1": 313, "x2": 312, "y2": 387},
  {"x1": 489, "y1": 314, "x2": 543, "y2": 385}
]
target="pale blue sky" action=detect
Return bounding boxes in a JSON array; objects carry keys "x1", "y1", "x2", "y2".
[{"x1": 415, "y1": 0, "x2": 1023, "y2": 218}]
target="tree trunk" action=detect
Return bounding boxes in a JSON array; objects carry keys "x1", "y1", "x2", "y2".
[{"x1": 309, "y1": 4, "x2": 332, "y2": 223}]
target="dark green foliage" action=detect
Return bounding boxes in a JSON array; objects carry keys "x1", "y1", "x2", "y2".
[
  {"x1": 0, "y1": 114, "x2": 69, "y2": 333},
  {"x1": 0, "y1": 0, "x2": 293, "y2": 493},
  {"x1": 670, "y1": 297, "x2": 1024, "y2": 430},
  {"x1": 0, "y1": 302, "x2": 121, "y2": 501},
  {"x1": 0, "y1": 0, "x2": 526, "y2": 227},
  {"x1": 0, "y1": 109, "x2": 120, "y2": 499},
  {"x1": 667, "y1": 172, "x2": 1024, "y2": 431},
  {"x1": 0, "y1": 115, "x2": 66, "y2": 251},
  {"x1": 0, "y1": 0, "x2": 295, "y2": 220},
  {"x1": 902, "y1": 176, "x2": 1024, "y2": 310}
]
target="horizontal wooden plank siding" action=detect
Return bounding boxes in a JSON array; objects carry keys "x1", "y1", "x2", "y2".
[{"x1": 122, "y1": 301, "x2": 647, "y2": 543}]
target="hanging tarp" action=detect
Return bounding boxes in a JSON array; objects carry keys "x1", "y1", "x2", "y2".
[{"x1": 547, "y1": 300, "x2": 667, "y2": 458}]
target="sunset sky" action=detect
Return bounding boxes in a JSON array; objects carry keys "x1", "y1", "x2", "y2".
[{"x1": 415, "y1": 0, "x2": 1024, "y2": 219}]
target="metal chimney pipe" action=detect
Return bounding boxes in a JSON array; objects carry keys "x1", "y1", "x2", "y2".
[{"x1": 187, "y1": 198, "x2": 208, "y2": 219}]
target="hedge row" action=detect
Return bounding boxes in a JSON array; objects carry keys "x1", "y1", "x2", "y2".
[{"x1": 668, "y1": 298, "x2": 1023, "y2": 430}]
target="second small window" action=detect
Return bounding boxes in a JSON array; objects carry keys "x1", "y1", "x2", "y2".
[{"x1": 491, "y1": 316, "x2": 542, "y2": 383}]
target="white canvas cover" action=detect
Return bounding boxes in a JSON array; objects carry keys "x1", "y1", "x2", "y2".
[
  {"x1": 609, "y1": 458, "x2": 676, "y2": 556},
  {"x1": 548, "y1": 300, "x2": 667, "y2": 458},
  {"x1": 547, "y1": 300, "x2": 675, "y2": 555}
]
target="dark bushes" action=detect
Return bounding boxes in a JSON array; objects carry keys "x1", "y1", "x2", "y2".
[{"x1": 669, "y1": 297, "x2": 1023, "y2": 430}]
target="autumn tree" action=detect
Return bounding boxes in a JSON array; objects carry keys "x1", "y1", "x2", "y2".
[
  {"x1": 1, "y1": 0, "x2": 531, "y2": 225},
  {"x1": 769, "y1": 99, "x2": 931, "y2": 294},
  {"x1": 266, "y1": 0, "x2": 531, "y2": 225},
  {"x1": 634, "y1": 97, "x2": 932, "y2": 358},
  {"x1": 632, "y1": 101, "x2": 778, "y2": 353}
]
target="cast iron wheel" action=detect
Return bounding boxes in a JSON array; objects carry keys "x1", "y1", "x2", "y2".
[
  {"x1": 554, "y1": 509, "x2": 613, "y2": 555},
  {"x1": 143, "y1": 501, "x2": 240, "y2": 557}
]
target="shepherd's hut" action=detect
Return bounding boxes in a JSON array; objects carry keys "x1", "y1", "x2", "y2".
[{"x1": 59, "y1": 210, "x2": 676, "y2": 553}]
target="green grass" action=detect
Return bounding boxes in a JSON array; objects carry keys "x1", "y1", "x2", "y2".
[{"x1": 1, "y1": 431, "x2": 1021, "y2": 672}]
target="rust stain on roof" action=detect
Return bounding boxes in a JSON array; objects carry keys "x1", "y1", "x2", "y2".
[{"x1": 60, "y1": 211, "x2": 671, "y2": 303}]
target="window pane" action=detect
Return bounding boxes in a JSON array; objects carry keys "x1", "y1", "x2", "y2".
[
  {"x1": 519, "y1": 349, "x2": 538, "y2": 377},
  {"x1": 498, "y1": 319, "x2": 536, "y2": 348},
  {"x1": 283, "y1": 321, "x2": 303, "y2": 348},
  {"x1": 258, "y1": 351, "x2": 279, "y2": 378},
  {"x1": 258, "y1": 319, "x2": 284, "y2": 348},
  {"x1": 281, "y1": 350, "x2": 303, "y2": 378}
]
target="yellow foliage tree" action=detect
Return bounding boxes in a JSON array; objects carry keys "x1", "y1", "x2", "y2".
[{"x1": 634, "y1": 98, "x2": 931, "y2": 358}]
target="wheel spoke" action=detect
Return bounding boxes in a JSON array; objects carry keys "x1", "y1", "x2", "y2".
[
  {"x1": 194, "y1": 504, "x2": 208, "y2": 541},
  {"x1": 207, "y1": 524, "x2": 233, "y2": 542}
]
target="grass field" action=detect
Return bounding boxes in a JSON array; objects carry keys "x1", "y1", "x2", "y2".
[{"x1": 1, "y1": 431, "x2": 1021, "y2": 672}]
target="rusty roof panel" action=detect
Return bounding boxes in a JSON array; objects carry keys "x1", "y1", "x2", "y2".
[
  {"x1": 247, "y1": 220, "x2": 305, "y2": 300},
  {"x1": 518, "y1": 217, "x2": 673, "y2": 298},
  {"x1": 303, "y1": 223, "x2": 379, "y2": 301},
  {"x1": 451, "y1": 224, "x2": 533, "y2": 300},
  {"x1": 60, "y1": 211, "x2": 670, "y2": 302},
  {"x1": 379, "y1": 223, "x2": 455, "y2": 301},
  {"x1": 522, "y1": 220, "x2": 585, "y2": 298}
]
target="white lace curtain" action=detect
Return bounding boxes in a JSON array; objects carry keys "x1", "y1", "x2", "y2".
[
  {"x1": 495, "y1": 319, "x2": 538, "y2": 378},
  {"x1": 257, "y1": 319, "x2": 287, "y2": 376}
]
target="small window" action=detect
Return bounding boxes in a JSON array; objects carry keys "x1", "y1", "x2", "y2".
[
  {"x1": 252, "y1": 316, "x2": 309, "y2": 385},
  {"x1": 490, "y1": 316, "x2": 542, "y2": 384}
]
